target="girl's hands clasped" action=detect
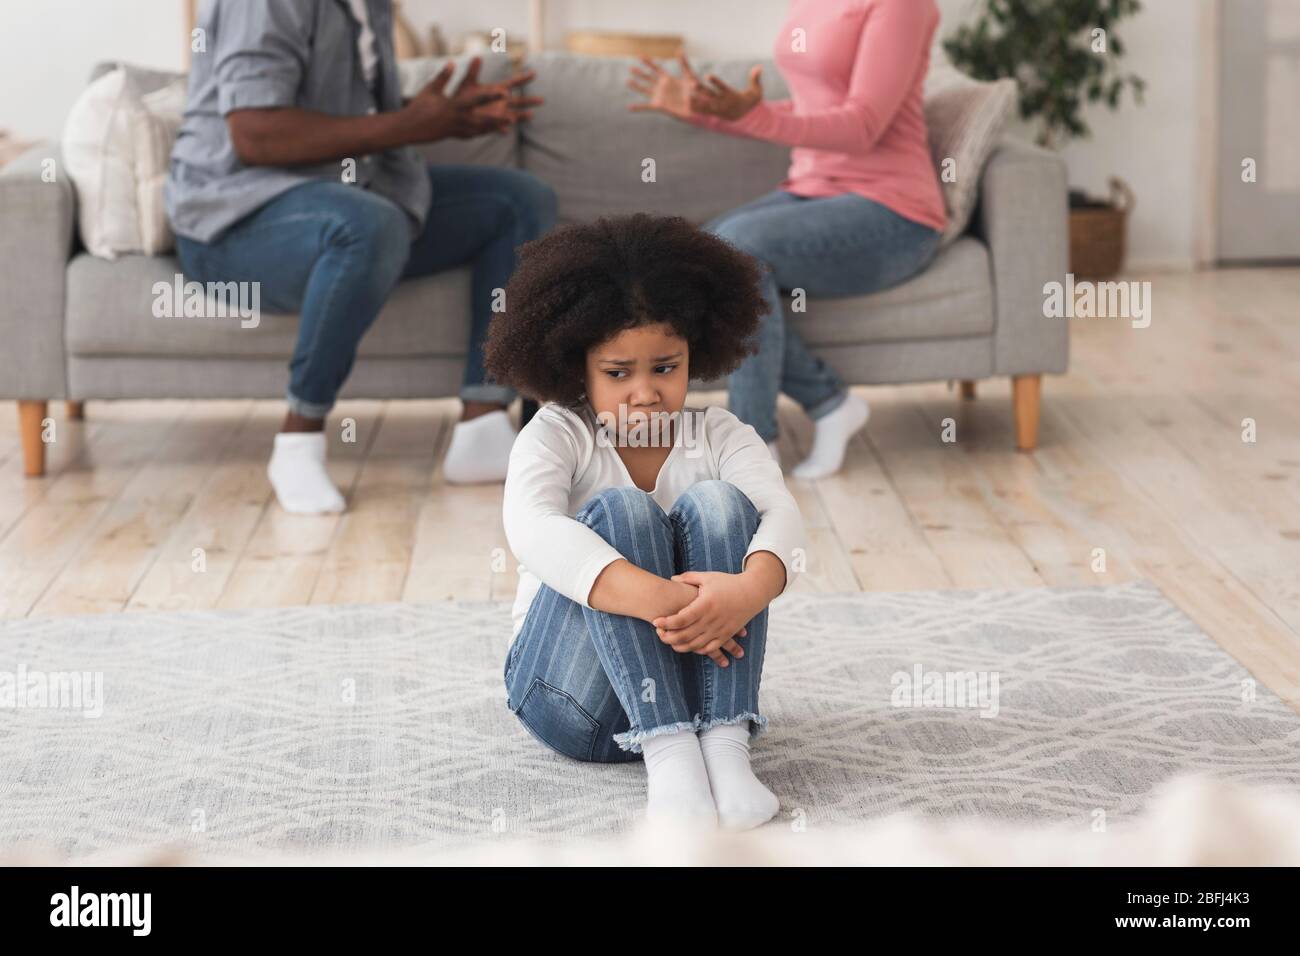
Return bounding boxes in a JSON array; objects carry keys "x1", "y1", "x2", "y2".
[{"x1": 652, "y1": 571, "x2": 760, "y2": 668}]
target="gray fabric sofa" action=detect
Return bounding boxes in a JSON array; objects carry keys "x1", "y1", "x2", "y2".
[{"x1": 0, "y1": 52, "x2": 1068, "y2": 478}]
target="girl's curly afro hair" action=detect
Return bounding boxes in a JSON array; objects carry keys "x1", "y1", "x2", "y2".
[{"x1": 483, "y1": 212, "x2": 768, "y2": 409}]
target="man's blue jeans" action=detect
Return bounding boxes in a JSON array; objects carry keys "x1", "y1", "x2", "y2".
[
  {"x1": 175, "y1": 164, "x2": 558, "y2": 418},
  {"x1": 703, "y1": 190, "x2": 943, "y2": 443},
  {"x1": 504, "y1": 481, "x2": 770, "y2": 763}
]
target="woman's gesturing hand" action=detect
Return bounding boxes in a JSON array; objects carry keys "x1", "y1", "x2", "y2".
[
  {"x1": 626, "y1": 54, "x2": 697, "y2": 120},
  {"x1": 627, "y1": 54, "x2": 763, "y2": 123},
  {"x1": 691, "y1": 65, "x2": 765, "y2": 121},
  {"x1": 652, "y1": 571, "x2": 761, "y2": 668}
]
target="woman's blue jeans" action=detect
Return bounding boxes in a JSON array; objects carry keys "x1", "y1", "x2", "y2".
[
  {"x1": 175, "y1": 164, "x2": 557, "y2": 418},
  {"x1": 703, "y1": 190, "x2": 943, "y2": 443},
  {"x1": 504, "y1": 480, "x2": 770, "y2": 763}
]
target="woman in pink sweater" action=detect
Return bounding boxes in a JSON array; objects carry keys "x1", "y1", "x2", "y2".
[{"x1": 628, "y1": 0, "x2": 947, "y2": 478}]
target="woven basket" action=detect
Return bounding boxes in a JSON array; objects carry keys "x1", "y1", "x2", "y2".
[
  {"x1": 564, "y1": 31, "x2": 684, "y2": 59},
  {"x1": 1069, "y1": 177, "x2": 1134, "y2": 279}
]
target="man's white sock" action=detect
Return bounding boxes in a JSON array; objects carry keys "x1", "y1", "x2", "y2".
[
  {"x1": 641, "y1": 728, "x2": 718, "y2": 828},
  {"x1": 267, "y1": 431, "x2": 345, "y2": 514},
  {"x1": 792, "y1": 392, "x2": 870, "y2": 480},
  {"x1": 443, "y1": 409, "x2": 516, "y2": 484},
  {"x1": 698, "y1": 721, "x2": 779, "y2": 830}
]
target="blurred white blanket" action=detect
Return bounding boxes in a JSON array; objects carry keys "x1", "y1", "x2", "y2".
[{"x1": 9, "y1": 774, "x2": 1300, "y2": 867}]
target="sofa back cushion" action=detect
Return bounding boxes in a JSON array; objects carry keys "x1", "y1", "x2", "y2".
[
  {"x1": 71, "y1": 52, "x2": 1008, "y2": 253},
  {"x1": 519, "y1": 52, "x2": 792, "y2": 225}
]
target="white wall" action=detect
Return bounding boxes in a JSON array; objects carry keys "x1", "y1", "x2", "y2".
[
  {"x1": 0, "y1": 0, "x2": 1205, "y2": 269},
  {"x1": 0, "y1": 0, "x2": 187, "y2": 141},
  {"x1": 1035, "y1": 3, "x2": 1202, "y2": 270}
]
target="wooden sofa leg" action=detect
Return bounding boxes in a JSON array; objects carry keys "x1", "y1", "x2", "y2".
[
  {"x1": 18, "y1": 400, "x2": 49, "y2": 477},
  {"x1": 1012, "y1": 375, "x2": 1041, "y2": 452},
  {"x1": 67, "y1": 400, "x2": 85, "y2": 420},
  {"x1": 959, "y1": 380, "x2": 977, "y2": 400}
]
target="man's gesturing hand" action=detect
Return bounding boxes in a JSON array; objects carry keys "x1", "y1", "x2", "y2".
[
  {"x1": 456, "y1": 56, "x2": 544, "y2": 127},
  {"x1": 400, "y1": 58, "x2": 517, "y2": 141}
]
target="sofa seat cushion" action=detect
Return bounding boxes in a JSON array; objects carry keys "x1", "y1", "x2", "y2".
[
  {"x1": 66, "y1": 235, "x2": 991, "y2": 364},
  {"x1": 65, "y1": 252, "x2": 474, "y2": 359},
  {"x1": 797, "y1": 237, "x2": 993, "y2": 346}
]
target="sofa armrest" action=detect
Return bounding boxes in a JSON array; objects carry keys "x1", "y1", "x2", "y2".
[
  {"x1": 973, "y1": 138, "x2": 1069, "y2": 377},
  {"x1": 0, "y1": 141, "x2": 73, "y2": 399}
]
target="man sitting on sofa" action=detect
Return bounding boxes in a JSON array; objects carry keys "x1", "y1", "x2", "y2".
[{"x1": 164, "y1": 0, "x2": 556, "y2": 513}]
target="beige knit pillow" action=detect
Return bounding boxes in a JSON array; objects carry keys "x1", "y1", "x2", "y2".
[
  {"x1": 923, "y1": 75, "x2": 1018, "y2": 245},
  {"x1": 61, "y1": 66, "x2": 187, "y2": 259}
]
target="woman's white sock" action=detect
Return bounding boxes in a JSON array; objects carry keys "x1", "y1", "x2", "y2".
[
  {"x1": 641, "y1": 728, "x2": 718, "y2": 828},
  {"x1": 698, "y1": 721, "x2": 779, "y2": 830},
  {"x1": 443, "y1": 409, "x2": 516, "y2": 484},
  {"x1": 266, "y1": 431, "x2": 345, "y2": 514},
  {"x1": 792, "y1": 392, "x2": 870, "y2": 479}
]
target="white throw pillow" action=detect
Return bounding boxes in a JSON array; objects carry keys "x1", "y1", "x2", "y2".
[
  {"x1": 62, "y1": 66, "x2": 188, "y2": 259},
  {"x1": 923, "y1": 74, "x2": 1017, "y2": 246}
]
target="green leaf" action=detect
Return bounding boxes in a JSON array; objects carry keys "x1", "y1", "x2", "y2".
[{"x1": 939, "y1": 0, "x2": 1145, "y2": 146}]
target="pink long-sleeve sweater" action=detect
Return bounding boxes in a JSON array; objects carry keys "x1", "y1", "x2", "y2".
[{"x1": 687, "y1": 0, "x2": 947, "y2": 233}]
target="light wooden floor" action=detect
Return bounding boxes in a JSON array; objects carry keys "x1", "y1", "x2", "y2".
[{"x1": 2, "y1": 268, "x2": 1298, "y2": 707}]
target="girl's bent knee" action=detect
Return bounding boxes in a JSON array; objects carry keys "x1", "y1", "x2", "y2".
[
  {"x1": 576, "y1": 485, "x2": 659, "y2": 526},
  {"x1": 678, "y1": 479, "x2": 755, "y2": 517},
  {"x1": 672, "y1": 480, "x2": 759, "y2": 543}
]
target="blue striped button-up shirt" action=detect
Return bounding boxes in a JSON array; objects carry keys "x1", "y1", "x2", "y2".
[{"x1": 165, "y1": 0, "x2": 430, "y2": 244}]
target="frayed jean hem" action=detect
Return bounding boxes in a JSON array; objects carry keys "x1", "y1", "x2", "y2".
[
  {"x1": 285, "y1": 388, "x2": 333, "y2": 420},
  {"x1": 613, "y1": 712, "x2": 769, "y2": 754},
  {"x1": 698, "y1": 711, "x2": 769, "y2": 744},
  {"x1": 612, "y1": 719, "x2": 700, "y2": 755},
  {"x1": 806, "y1": 389, "x2": 849, "y2": 423}
]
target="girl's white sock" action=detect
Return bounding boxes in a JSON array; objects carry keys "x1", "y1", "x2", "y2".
[
  {"x1": 792, "y1": 392, "x2": 869, "y2": 479},
  {"x1": 266, "y1": 431, "x2": 345, "y2": 514},
  {"x1": 443, "y1": 409, "x2": 516, "y2": 484},
  {"x1": 641, "y1": 729, "x2": 718, "y2": 828},
  {"x1": 699, "y1": 721, "x2": 780, "y2": 830}
]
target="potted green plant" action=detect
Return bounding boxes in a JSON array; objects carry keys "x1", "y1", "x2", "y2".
[{"x1": 944, "y1": 0, "x2": 1146, "y2": 278}]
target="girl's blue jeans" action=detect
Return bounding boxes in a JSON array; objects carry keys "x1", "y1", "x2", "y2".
[
  {"x1": 703, "y1": 189, "x2": 943, "y2": 443},
  {"x1": 504, "y1": 480, "x2": 770, "y2": 763},
  {"x1": 175, "y1": 163, "x2": 557, "y2": 419}
]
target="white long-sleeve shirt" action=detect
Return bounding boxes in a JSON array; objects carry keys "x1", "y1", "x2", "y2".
[{"x1": 502, "y1": 401, "x2": 807, "y2": 639}]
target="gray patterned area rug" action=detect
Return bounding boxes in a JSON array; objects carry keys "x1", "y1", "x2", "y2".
[{"x1": 2, "y1": 580, "x2": 1298, "y2": 858}]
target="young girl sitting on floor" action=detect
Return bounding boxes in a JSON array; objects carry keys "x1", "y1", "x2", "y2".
[{"x1": 484, "y1": 213, "x2": 807, "y2": 830}]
